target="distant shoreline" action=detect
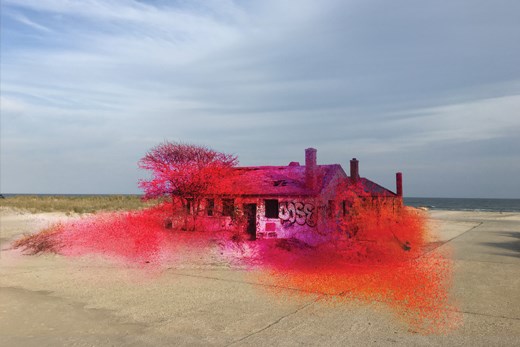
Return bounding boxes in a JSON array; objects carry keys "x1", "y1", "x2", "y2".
[
  {"x1": 1, "y1": 193, "x2": 143, "y2": 197},
  {"x1": 2, "y1": 194, "x2": 517, "y2": 199},
  {"x1": 404, "y1": 197, "x2": 520, "y2": 213},
  {"x1": 2, "y1": 194, "x2": 519, "y2": 213}
]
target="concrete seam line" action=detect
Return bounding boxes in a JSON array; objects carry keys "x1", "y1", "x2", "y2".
[
  {"x1": 418, "y1": 222, "x2": 484, "y2": 258},
  {"x1": 458, "y1": 309, "x2": 520, "y2": 321},
  {"x1": 445, "y1": 222, "x2": 484, "y2": 243},
  {"x1": 165, "y1": 269, "x2": 322, "y2": 295},
  {"x1": 451, "y1": 259, "x2": 520, "y2": 265},
  {"x1": 225, "y1": 297, "x2": 321, "y2": 346}
]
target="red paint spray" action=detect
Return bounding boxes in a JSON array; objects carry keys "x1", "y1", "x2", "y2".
[{"x1": 16, "y1": 195, "x2": 458, "y2": 333}]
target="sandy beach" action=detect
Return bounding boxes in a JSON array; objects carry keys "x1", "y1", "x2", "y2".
[{"x1": 1, "y1": 208, "x2": 519, "y2": 346}]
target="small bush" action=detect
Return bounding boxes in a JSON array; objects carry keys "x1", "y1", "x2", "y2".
[{"x1": 12, "y1": 223, "x2": 65, "y2": 255}]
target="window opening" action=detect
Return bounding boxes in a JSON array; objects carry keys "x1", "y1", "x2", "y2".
[
  {"x1": 327, "y1": 200, "x2": 335, "y2": 218},
  {"x1": 206, "y1": 198, "x2": 215, "y2": 216},
  {"x1": 222, "y1": 199, "x2": 234, "y2": 217},
  {"x1": 265, "y1": 199, "x2": 279, "y2": 218},
  {"x1": 186, "y1": 198, "x2": 193, "y2": 214}
]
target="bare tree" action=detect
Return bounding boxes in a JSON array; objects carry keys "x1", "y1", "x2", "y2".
[{"x1": 138, "y1": 141, "x2": 238, "y2": 229}]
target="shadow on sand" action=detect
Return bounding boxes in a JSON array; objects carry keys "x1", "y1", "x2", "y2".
[{"x1": 480, "y1": 231, "x2": 520, "y2": 259}]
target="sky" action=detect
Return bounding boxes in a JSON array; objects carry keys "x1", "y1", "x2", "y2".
[{"x1": 1, "y1": 0, "x2": 519, "y2": 198}]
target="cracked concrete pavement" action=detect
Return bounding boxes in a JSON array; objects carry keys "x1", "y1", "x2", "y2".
[{"x1": 1, "y1": 209, "x2": 519, "y2": 346}]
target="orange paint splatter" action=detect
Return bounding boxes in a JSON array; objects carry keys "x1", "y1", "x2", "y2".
[
  {"x1": 251, "y1": 203, "x2": 460, "y2": 333},
  {"x1": 13, "y1": 201, "x2": 460, "y2": 333}
]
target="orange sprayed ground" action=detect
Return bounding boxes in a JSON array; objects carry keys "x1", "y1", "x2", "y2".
[{"x1": 11, "y1": 203, "x2": 458, "y2": 333}]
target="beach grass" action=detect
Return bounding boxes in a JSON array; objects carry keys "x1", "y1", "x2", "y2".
[{"x1": 0, "y1": 195, "x2": 156, "y2": 214}]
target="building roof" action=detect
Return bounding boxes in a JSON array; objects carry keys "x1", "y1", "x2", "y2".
[
  {"x1": 356, "y1": 177, "x2": 398, "y2": 197},
  {"x1": 208, "y1": 164, "x2": 343, "y2": 196},
  {"x1": 209, "y1": 163, "x2": 397, "y2": 198}
]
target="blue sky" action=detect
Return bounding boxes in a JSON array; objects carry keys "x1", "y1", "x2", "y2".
[{"x1": 1, "y1": 0, "x2": 519, "y2": 198}]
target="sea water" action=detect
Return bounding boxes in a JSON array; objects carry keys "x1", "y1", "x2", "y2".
[{"x1": 404, "y1": 197, "x2": 520, "y2": 212}]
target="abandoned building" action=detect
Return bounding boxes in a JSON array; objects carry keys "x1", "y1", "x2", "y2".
[{"x1": 197, "y1": 148, "x2": 402, "y2": 243}]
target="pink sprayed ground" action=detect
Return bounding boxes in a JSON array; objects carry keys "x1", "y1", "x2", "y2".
[{"x1": 17, "y1": 203, "x2": 459, "y2": 333}]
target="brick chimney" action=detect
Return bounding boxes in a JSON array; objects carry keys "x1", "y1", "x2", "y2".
[
  {"x1": 305, "y1": 148, "x2": 317, "y2": 191},
  {"x1": 396, "y1": 172, "x2": 403, "y2": 198},
  {"x1": 350, "y1": 158, "x2": 359, "y2": 182}
]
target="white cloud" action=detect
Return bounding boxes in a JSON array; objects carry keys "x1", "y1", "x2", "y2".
[
  {"x1": 9, "y1": 11, "x2": 52, "y2": 32},
  {"x1": 386, "y1": 94, "x2": 520, "y2": 149},
  {"x1": 1, "y1": 0, "x2": 520, "y2": 196},
  {"x1": 0, "y1": 96, "x2": 27, "y2": 115}
]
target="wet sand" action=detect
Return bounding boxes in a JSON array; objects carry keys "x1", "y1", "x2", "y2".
[{"x1": 1, "y1": 208, "x2": 519, "y2": 346}]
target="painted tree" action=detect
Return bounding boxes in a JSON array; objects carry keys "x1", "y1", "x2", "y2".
[{"x1": 138, "y1": 141, "x2": 238, "y2": 229}]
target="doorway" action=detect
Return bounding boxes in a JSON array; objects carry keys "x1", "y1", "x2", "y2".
[{"x1": 243, "y1": 203, "x2": 257, "y2": 240}]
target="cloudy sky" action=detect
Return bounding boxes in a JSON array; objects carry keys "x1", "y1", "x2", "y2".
[{"x1": 1, "y1": 0, "x2": 519, "y2": 198}]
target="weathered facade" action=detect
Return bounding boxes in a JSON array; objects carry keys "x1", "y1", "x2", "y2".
[{"x1": 194, "y1": 148, "x2": 402, "y2": 244}]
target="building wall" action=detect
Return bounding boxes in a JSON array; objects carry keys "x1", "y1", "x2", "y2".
[
  {"x1": 195, "y1": 196, "x2": 324, "y2": 241},
  {"x1": 256, "y1": 197, "x2": 318, "y2": 240},
  {"x1": 194, "y1": 193, "x2": 355, "y2": 244}
]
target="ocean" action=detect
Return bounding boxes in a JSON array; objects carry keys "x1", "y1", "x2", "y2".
[{"x1": 404, "y1": 197, "x2": 520, "y2": 212}]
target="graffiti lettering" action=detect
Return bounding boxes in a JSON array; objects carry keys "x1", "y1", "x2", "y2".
[{"x1": 279, "y1": 201, "x2": 316, "y2": 227}]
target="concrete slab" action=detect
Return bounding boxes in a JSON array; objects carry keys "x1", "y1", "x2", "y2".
[
  {"x1": 228, "y1": 302, "x2": 520, "y2": 346},
  {"x1": 0, "y1": 286, "x2": 149, "y2": 347},
  {"x1": 1, "y1": 209, "x2": 520, "y2": 346}
]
